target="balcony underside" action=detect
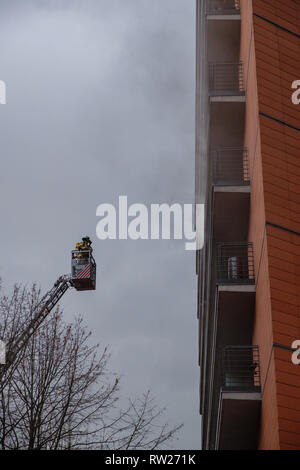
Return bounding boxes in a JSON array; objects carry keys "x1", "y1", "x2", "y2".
[
  {"x1": 217, "y1": 288, "x2": 255, "y2": 345},
  {"x1": 213, "y1": 188, "x2": 250, "y2": 241},
  {"x1": 209, "y1": 101, "x2": 245, "y2": 150},
  {"x1": 217, "y1": 391, "x2": 261, "y2": 450},
  {"x1": 207, "y1": 20, "x2": 241, "y2": 65}
]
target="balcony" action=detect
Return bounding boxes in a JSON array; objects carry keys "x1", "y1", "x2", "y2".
[
  {"x1": 212, "y1": 151, "x2": 250, "y2": 239},
  {"x1": 216, "y1": 346, "x2": 261, "y2": 449},
  {"x1": 209, "y1": 62, "x2": 245, "y2": 100},
  {"x1": 216, "y1": 242, "x2": 255, "y2": 285},
  {"x1": 212, "y1": 147, "x2": 249, "y2": 186},
  {"x1": 214, "y1": 242, "x2": 255, "y2": 356},
  {"x1": 209, "y1": 69, "x2": 246, "y2": 242},
  {"x1": 206, "y1": 0, "x2": 240, "y2": 16},
  {"x1": 221, "y1": 346, "x2": 261, "y2": 391}
]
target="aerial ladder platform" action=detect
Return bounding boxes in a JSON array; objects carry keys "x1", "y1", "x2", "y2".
[{"x1": 0, "y1": 237, "x2": 96, "y2": 382}]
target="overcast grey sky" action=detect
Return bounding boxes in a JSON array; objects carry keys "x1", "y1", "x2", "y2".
[{"x1": 0, "y1": 0, "x2": 198, "y2": 449}]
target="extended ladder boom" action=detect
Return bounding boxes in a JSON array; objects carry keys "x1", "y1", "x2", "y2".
[{"x1": 0, "y1": 276, "x2": 72, "y2": 381}]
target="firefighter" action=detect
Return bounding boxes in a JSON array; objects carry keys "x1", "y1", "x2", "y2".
[
  {"x1": 82, "y1": 236, "x2": 93, "y2": 253},
  {"x1": 75, "y1": 237, "x2": 92, "y2": 262},
  {"x1": 75, "y1": 241, "x2": 83, "y2": 257}
]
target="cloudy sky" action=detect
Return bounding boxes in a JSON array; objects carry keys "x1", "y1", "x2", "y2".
[{"x1": 0, "y1": 0, "x2": 198, "y2": 449}]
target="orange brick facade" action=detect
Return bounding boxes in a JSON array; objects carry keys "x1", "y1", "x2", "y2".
[{"x1": 241, "y1": 0, "x2": 300, "y2": 450}]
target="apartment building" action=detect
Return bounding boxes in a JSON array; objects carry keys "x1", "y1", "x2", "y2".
[{"x1": 196, "y1": 0, "x2": 300, "y2": 449}]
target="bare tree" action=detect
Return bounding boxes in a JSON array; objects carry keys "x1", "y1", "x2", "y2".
[{"x1": 0, "y1": 282, "x2": 182, "y2": 450}]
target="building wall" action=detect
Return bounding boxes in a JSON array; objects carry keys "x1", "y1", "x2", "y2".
[
  {"x1": 270, "y1": 226, "x2": 300, "y2": 449},
  {"x1": 240, "y1": 0, "x2": 300, "y2": 450}
]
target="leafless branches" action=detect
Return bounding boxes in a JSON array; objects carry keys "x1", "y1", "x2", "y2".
[{"x1": 0, "y1": 282, "x2": 182, "y2": 449}]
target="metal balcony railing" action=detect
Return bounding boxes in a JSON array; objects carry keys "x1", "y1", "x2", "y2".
[
  {"x1": 212, "y1": 147, "x2": 249, "y2": 185},
  {"x1": 216, "y1": 242, "x2": 255, "y2": 284},
  {"x1": 221, "y1": 346, "x2": 261, "y2": 391},
  {"x1": 206, "y1": 0, "x2": 240, "y2": 14},
  {"x1": 209, "y1": 62, "x2": 245, "y2": 96}
]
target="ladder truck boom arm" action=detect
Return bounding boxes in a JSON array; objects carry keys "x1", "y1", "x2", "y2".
[{"x1": 0, "y1": 237, "x2": 96, "y2": 383}]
